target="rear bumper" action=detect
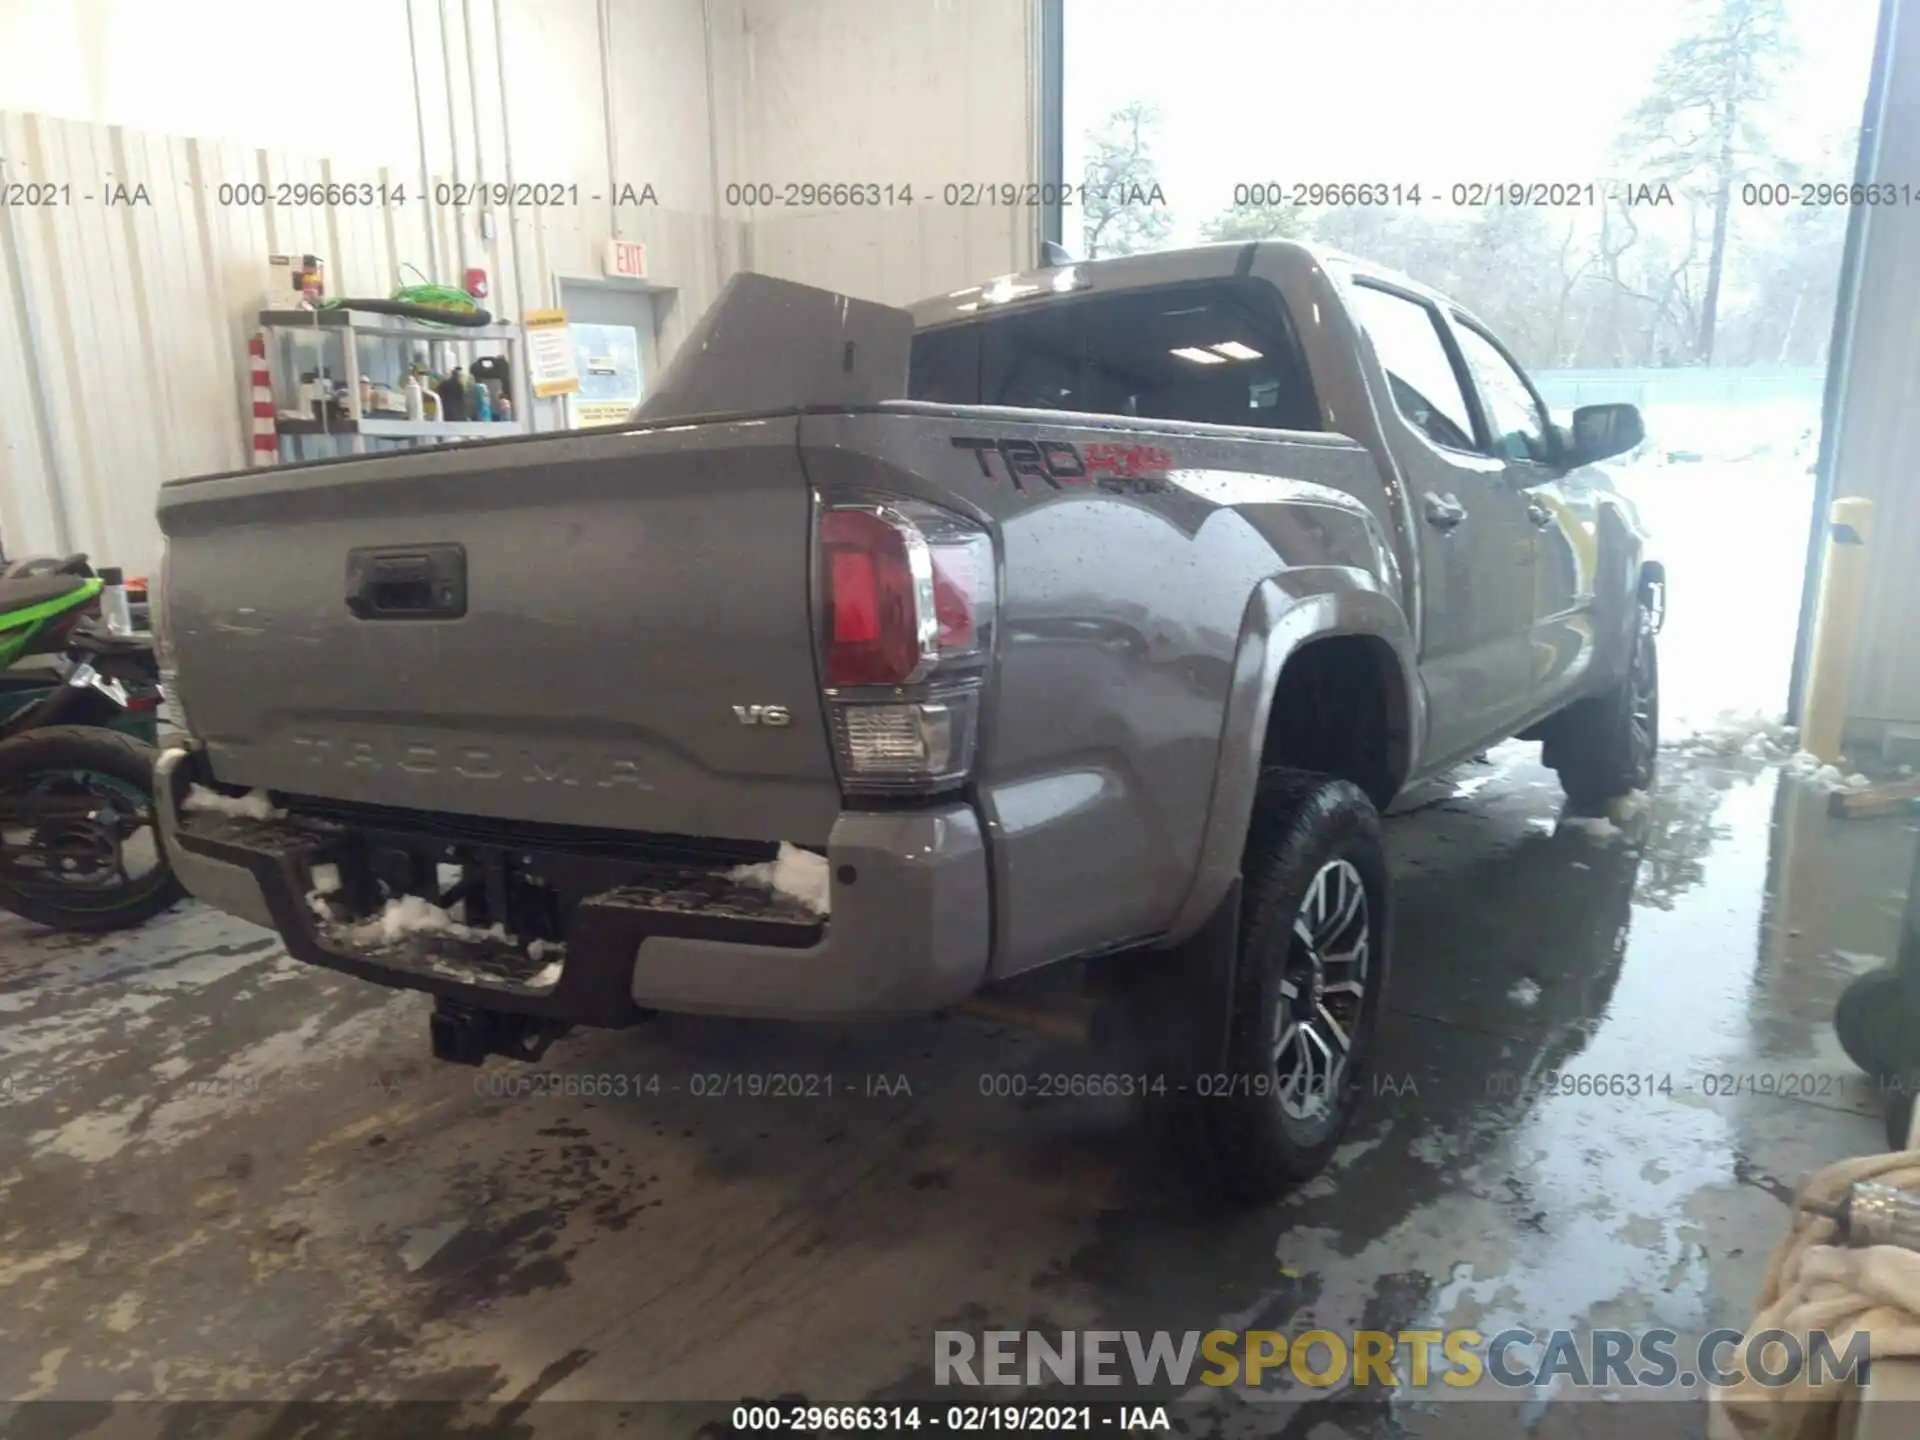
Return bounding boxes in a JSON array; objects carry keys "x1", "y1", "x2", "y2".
[{"x1": 155, "y1": 747, "x2": 992, "y2": 1023}]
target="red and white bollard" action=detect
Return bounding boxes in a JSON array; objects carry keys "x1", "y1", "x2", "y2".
[{"x1": 249, "y1": 333, "x2": 278, "y2": 466}]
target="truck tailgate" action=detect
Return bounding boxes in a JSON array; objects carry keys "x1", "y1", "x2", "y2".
[{"x1": 156, "y1": 418, "x2": 840, "y2": 844}]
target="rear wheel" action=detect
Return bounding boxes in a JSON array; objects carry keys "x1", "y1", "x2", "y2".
[
  {"x1": 1190, "y1": 770, "x2": 1390, "y2": 1201},
  {"x1": 1546, "y1": 603, "x2": 1659, "y2": 811},
  {"x1": 0, "y1": 725, "x2": 184, "y2": 932}
]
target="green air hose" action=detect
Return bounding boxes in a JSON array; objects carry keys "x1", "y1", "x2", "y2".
[{"x1": 320, "y1": 269, "x2": 493, "y2": 326}]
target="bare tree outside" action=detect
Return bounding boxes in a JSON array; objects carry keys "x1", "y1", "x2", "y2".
[
  {"x1": 1065, "y1": 0, "x2": 1871, "y2": 738},
  {"x1": 1080, "y1": 101, "x2": 1175, "y2": 258},
  {"x1": 1617, "y1": 0, "x2": 1798, "y2": 362},
  {"x1": 1088, "y1": 3, "x2": 1852, "y2": 374},
  {"x1": 1185, "y1": 87, "x2": 1846, "y2": 371},
  {"x1": 1198, "y1": 199, "x2": 1306, "y2": 243}
]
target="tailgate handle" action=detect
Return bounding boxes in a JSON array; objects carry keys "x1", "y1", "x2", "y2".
[{"x1": 346, "y1": 544, "x2": 467, "y2": 620}]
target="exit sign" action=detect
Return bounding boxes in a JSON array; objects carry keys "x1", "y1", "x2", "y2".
[{"x1": 603, "y1": 238, "x2": 647, "y2": 280}]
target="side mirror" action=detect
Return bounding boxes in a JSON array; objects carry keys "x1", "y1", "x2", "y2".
[{"x1": 1565, "y1": 403, "x2": 1645, "y2": 466}]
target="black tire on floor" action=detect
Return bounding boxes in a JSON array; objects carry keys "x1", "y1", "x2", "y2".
[
  {"x1": 1189, "y1": 768, "x2": 1391, "y2": 1202},
  {"x1": 0, "y1": 724, "x2": 185, "y2": 932},
  {"x1": 1544, "y1": 602, "x2": 1660, "y2": 813},
  {"x1": 1834, "y1": 967, "x2": 1910, "y2": 1079}
]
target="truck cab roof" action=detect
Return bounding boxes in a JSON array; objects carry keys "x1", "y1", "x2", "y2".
[{"x1": 906, "y1": 240, "x2": 1476, "y2": 339}]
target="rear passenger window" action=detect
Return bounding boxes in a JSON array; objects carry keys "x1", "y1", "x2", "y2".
[
  {"x1": 1346, "y1": 283, "x2": 1477, "y2": 452},
  {"x1": 908, "y1": 277, "x2": 1321, "y2": 431}
]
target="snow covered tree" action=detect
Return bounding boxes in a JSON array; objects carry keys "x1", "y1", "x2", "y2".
[
  {"x1": 1199, "y1": 200, "x2": 1305, "y2": 243},
  {"x1": 1619, "y1": 0, "x2": 1796, "y2": 362},
  {"x1": 1080, "y1": 101, "x2": 1175, "y2": 258}
]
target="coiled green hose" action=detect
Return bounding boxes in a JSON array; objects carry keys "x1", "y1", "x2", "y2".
[{"x1": 319, "y1": 266, "x2": 492, "y2": 325}]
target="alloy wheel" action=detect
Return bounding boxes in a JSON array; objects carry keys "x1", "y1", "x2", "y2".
[
  {"x1": 1273, "y1": 857, "x2": 1371, "y2": 1123},
  {"x1": 1, "y1": 770, "x2": 160, "y2": 901}
]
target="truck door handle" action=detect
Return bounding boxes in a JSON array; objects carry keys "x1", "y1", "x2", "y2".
[
  {"x1": 1423, "y1": 492, "x2": 1467, "y2": 531},
  {"x1": 1527, "y1": 500, "x2": 1555, "y2": 528}
]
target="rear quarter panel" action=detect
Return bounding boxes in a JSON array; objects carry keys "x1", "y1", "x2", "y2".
[{"x1": 801, "y1": 407, "x2": 1399, "y2": 976}]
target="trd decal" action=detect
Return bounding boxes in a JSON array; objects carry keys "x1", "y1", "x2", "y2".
[{"x1": 951, "y1": 436, "x2": 1175, "y2": 494}]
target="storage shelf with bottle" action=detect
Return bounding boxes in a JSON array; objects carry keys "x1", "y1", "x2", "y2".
[{"x1": 258, "y1": 307, "x2": 530, "y2": 460}]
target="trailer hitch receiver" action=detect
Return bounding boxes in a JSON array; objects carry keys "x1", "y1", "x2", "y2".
[{"x1": 429, "y1": 1000, "x2": 571, "y2": 1066}]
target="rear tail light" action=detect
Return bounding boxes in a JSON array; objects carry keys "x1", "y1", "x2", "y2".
[{"x1": 816, "y1": 499, "x2": 995, "y2": 795}]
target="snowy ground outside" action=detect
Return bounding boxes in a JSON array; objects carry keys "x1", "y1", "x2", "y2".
[{"x1": 1599, "y1": 396, "x2": 1822, "y2": 742}]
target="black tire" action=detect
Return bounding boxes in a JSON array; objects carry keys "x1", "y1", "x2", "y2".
[
  {"x1": 1545, "y1": 603, "x2": 1659, "y2": 812},
  {"x1": 1887, "y1": 1080, "x2": 1917, "y2": 1153},
  {"x1": 1191, "y1": 769, "x2": 1391, "y2": 1202},
  {"x1": 1834, "y1": 965, "x2": 1920, "y2": 1099},
  {"x1": 0, "y1": 725, "x2": 185, "y2": 932},
  {"x1": 1834, "y1": 968, "x2": 1908, "y2": 1078}
]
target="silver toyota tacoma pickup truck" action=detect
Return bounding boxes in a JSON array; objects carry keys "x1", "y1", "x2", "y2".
[{"x1": 153, "y1": 241, "x2": 1661, "y2": 1198}]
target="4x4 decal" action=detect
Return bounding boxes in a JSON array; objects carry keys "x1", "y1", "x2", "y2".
[{"x1": 951, "y1": 437, "x2": 1175, "y2": 494}]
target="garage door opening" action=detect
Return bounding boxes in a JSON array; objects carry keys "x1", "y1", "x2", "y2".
[{"x1": 1061, "y1": 0, "x2": 1886, "y2": 741}]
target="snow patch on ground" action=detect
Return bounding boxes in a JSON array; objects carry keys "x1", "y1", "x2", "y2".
[
  {"x1": 1832, "y1": 949, "x2": 1888, "y2": 974},
  {"x1": 1508, "y1": 979, "x2": 1542, "y2": 1008},
  {"x1": 1782, "y1": 749, "x2": 1872, "y2": 792},
  {"x1": 729, "y1": 842, "x2": 832, "y2": 916},
  {"x1": 1667, "y1": 712, "x2": 1874, "y2": 792},
  {"x1": 1562, "y1": 814, "x2": 1623, "y2": 842},
  {"x1": 182, "y1": 784, "x2": 283, "y2": 820},
  {"x1": 1670, "y1": 711, "x2": 1800, "y2": 759}
]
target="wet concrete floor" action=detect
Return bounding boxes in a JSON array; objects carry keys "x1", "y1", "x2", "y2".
[{"x1": 1, "y1": 744, "x2": 1913, "y2": 1437}]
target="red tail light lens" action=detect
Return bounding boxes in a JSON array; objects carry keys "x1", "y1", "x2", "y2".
[
  {"x1": 820, "y1": 508, "x2": 925, "y2": 685},
  {"x1": 815, "y1": 499, "x2": 996, "y2": 795}
]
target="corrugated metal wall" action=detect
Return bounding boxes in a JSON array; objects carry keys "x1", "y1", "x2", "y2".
[
  {"x1": 0, "y1": 105, "x2": 745, "y2": 576},
  {"x1": 0, "y1": 0, "x2": 1038, "y2": 576},
  {"x1": 730, "y1": 0, "x2": 1039, "y2": 304},
  {"x1": 1832, "y1": 0, "x2": 1920, "y2": 740},
  {"x1": 0, "y1": 114, "x2": 426, "y2": 573},
  {"x1": 0, "y1": 0, "x2": 753, "y2": 576}
]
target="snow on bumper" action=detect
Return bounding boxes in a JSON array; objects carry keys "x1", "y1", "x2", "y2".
[{"x1": 153, "y1": 747, "x2": 992, "y2": 1024}]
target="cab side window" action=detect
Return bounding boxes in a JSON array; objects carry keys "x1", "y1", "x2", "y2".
[
  {"x1": 1347, "y1": 282, "x2": 1477, "y2": 453},
  {"x1": 1450, "y1": 319, "x2": 1554, "y2": 465}
]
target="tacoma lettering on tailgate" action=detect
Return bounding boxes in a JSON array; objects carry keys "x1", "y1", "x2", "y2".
[{"x1": 289, "y1": 735, "x2": 651, "y2": 790}]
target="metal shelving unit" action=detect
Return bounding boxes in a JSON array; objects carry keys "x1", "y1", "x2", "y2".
[{"x1": 258, "y1": 307, "x2": 531, "y2": 460}]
